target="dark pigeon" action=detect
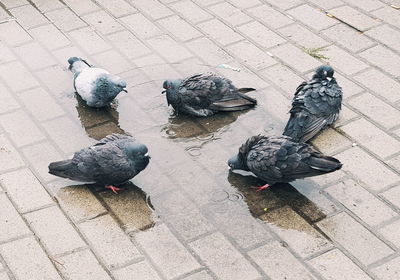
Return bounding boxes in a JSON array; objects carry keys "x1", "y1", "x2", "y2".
[
  {"x1": 48, "y1": 134, "x2": 150, "y2": 193},
  {"x1": 162, "y1": 73, "x2": 257, "y2": 117},
  {"x1": 283, "y1": 65, "x2": 342, "y2": 142},
  {"x1": 228, "y1": 135, "x2": 342, "y2": 191},
  {"x1": 68, "y1": 57, "x2": 127, "y2": 108}
]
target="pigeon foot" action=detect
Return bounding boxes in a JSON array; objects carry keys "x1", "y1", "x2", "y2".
[
  {"x1": 105, "y1": 185, "x2": 121, "y2": 194},
  {"x1": 251, "y1": 184, "x2": 270, "y2": 192}
]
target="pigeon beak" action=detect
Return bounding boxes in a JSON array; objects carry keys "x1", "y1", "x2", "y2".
[
  {"x1": 122, "y1": 88, "x2": 128, "y2": 93},
  {"x1": 144, "y1": 152, "x2": 150, "y2": 158},
  {"x1": 161, "y1": 90, "x2": 166, "y2": 94}
]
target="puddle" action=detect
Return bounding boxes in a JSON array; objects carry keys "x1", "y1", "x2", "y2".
[{"x1": 51, "y1": 63, "x2": 337, "y2": 247}]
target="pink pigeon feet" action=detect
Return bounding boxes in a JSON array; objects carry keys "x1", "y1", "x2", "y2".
[
  {"x1": 251, "y1": 184, "x2": 270, "y2": 192},
  {"x1": 105, "y1": 185, "x2": 121, "y2": 194}
]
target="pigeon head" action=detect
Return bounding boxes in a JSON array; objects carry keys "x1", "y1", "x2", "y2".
[
  {"x1": 314, "y1": 65, "x2": 334, "y2": 79},
  {"x1": 107, "y1": 75, "x2": 128, "y2": 94},
  {"x1": 228, "y1": 154, "x2": 248, "y2": 171},
  {"x1": 123, "y1": 142, "x2": 150, "y2": 171},
  {"x1": 162, "y1": 79, "x2": 182, "y2": 106}
]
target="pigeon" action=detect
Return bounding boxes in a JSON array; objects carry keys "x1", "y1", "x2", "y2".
[
  {"x1": 68, "y1": 57, "x2": 127, "y2": 108},
  {"x1": 283, "y1": 65, "x2": 342, "y2": 142},
  {"x1": 228, "y1": 135, "x2": 342, "y2": 191},
  {"x1": 162, "y1": 73, "x2": 257, "y2": 117},
  {"x1": 48, "y1": 134, "x2": 150, "y2": 193}
]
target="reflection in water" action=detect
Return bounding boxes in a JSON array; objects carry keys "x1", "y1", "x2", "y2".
[
  {"x1": 75, "y1": 95, "x2": 125, "y2": 140},
  {"x1": 227, "y1": 171, "x2": 327, "y2": 228},
  {"x1": 56, "y1": 182, "x2": 155, "y2": 232},
  {"x1": 161, "y1": 110, "x2": 248, "y2": 140}
]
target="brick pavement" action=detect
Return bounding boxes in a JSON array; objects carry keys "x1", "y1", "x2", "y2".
[{"x1": 0, "y1": 0, "x2": 399, "y2": 279}]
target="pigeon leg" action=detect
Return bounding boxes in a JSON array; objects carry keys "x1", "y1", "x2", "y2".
[
  {"x1": 251, "y1": 184, "x2": 270, "y2": 192},
  {"x1": 105, "y1": 185, "x2": 121, "y2": 194}
]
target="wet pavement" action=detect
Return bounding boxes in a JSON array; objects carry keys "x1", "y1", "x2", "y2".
[{"x1": 1, "y1": 0, "x2": 400, "y2": 279}]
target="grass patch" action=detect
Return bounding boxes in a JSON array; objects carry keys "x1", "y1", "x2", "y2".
[{"x1": 301, "y1": 46, "x2": 329, "y2": 60}]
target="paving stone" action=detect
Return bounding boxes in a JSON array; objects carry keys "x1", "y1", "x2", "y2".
[
  {"x1": 43, "y1": 116, "x2": 93, "y2": 154},
  {"x1": 132, "y1": 0, "x2": 173, "y2": 19},
  {"x1": 171, "y1": 1, "x2": 213, "y2": 23},
  {"x1": 10, "y1": 4, "x2": 49, "y2": 29},
  {"x1": 182, "y1": 270, "x2": 214, "y2": 280},
  {"x1": 99, "y1": 187, "x2": 154, "y2": 232},
  {"x1": 227, "y1": 41, "x2": 277, "y2": 70},
  {"x1": 0, "y1": 83, "x2": 20, "y2": 113},
  {"x1": 260, "y1": 64, "x2": 303, "y2": 96},
  {"x1": 198, "y1": 18, "x2": 242, "y2": 45},
  {"x1": 323, "y1": 45, "x2": 368, "y2": 75},
  {"x1": 371, "y1": 6, "x2": 400, "y2": 29},
  {"x1": 336, "y1": 146, "x2": 399, "y2": 191},
  {"x1": 0, "y1": 134, "x2": 25, "y2": 171},
  {"x1": 0, "y1": 273, "x2": 9, "y2": 280},
  {"x1": 354, "y1": 68, "x2": 400, "y2": 103},
  {"x1": 55, "y1": 249, "x2": 111, "y2": 280},
  {"x1": 372, "y1": 256, "x2": 400, "y2": 280},
  {"x1": 326, "y1": 179, "x2": 398, "y2": 226},
  {"x1": 360, "y1": 45, "x2": 400, "y2": 78},
  {"x1": 0, "y1": 236, "x2": 62, "y2": 280},
  {"x1": 152, "y1": 190, "x2": 213, "y2": 240},
  {"x1": 35, "y1": 65, "x2": 74, "y2": 98},
  {"x1": 340, "y1": 118, "x2": 400, "y2": 158},
  {"x1": 0, "y1": 110, "x2": 45, "y2": 147},
  {"x1": 248, "y1": 240, "x2": 317, "y2": 280},
  {"x1": 311, "y1": 127, "x2": 352, "y2": 155},
  {"x1": 190, "y1": 232, "x2": 260, "y2": 280},
  {"x1": 0, "y1": 193, "x2": 31, "y2": 242},
  {"x1": 14, "y1": 42, "x2": 57, "y2": 70},
  {"x1": 0, "y1": 168, "x2": 53, "y2": 213},
  {"x1": 307, "y1": 0, "x2": 344, "y2": 9},
  {"x1": 112, "y1": 261, "x2": 161, "y2": 280},
  {"x1": 288, "y1": 4, "x2": 336, "y2": 31},
  {"x1": 248, "y1": 4, "x2": 293, "y2": 28},
  {"x1": 270, "y1": 43, "x2": 321, "y2": 73},
  {"x1": 381, "y1": 185, "x2": 400, "y2": 209},
  {"x1": 69, "y1": 27, "x2": 111, "y2": 55},
  {"x1": 107, "y1": 30, "x2": 151, "y2": 59},
  {"x1": 388, "y1": 155, "x2": 400, "y2": 173},
  {"x1": 334, "y1": 73, "x2": 363, "y2": 100},
  {"x1": 238, "y1": 21, "x2": 285, "y2": 49},
  {"x1": 31, "y1": 0, "x2": 65, "y2": 12},
  {"x1": 96, "y1": 0, "x2": 136, "y2": 17},
  {"x1": 0, "y1": 0, "x2": 28, "y2": 8},
  {"x1": 158, "y1": 15, "x2": 202, "y2": 42},
  {"x1": 18, "y1": 87, "x2": 65, "y2": 122},
  {"x1": 79, "y1": 215, "x2": 141, "y2": 269},
  {"x1": 55, "y1": 185, "x2": 107, "y2": 223},
  {"x1": 0, "y1": 61, "x2": 39, "y2": 92},
  {"x1": 30, "y1": 24, "x2": 70, "y2": 50},
  {"x1": 25, "y1": 206, "x2": 86, "y2": 256},
  {"x1": 379, "y1": 219, "x2": 400, "y2": 248},
  {"x1": 0, "y1": 21, "x2": 32, "y2": 46},
  {"x1": 260, "y1": 206, "x2": 331, "y2": 257},
  {"x1": 209, "y1": 2, "x2": 252, "y2": 26},
  {"x1": 329, "y1": 6, "x2": 379, "y2": 31},
  {"x1": 0, "y1": 42, "x2": 16, "y2": 64},
  {"x1": 63, "y1": 0, "x2": 100, "y2": 15},
  {"x1": 147, "y1": 35, "x2": 193, "y2": 63},
  {"x1": 92, "y1": 50, "x2": 132, "y2": 74},
  {"x1": 186, "y1": 37, "x2": 233, "y2": 65},
  {"x1": 120, "y1": 13, "x2": 163, "y2": 38},
  {"x1": 366, "y1": 24, "x2": 400, "y2": 52},
  {"x1": 279, "y1": 23, "x2": 328, "y2": 49},
  {"x1": 317, "y1": 212, "x2": 394, "y2": 265},
  {"x1": 322, "y1": 24, "x2": 375, "y2": 53},
  {"x1": 136, "y1": 224, "x2": 200, "y2": 279},
  {"x1": 46, "y1": 8, "x2": 87, "y2": 32},
  {"x1": 82, "y1": 10, "x2": 124, "y2": 35},
  {"x1": 348, "y1": 92, "x2": 400, "y2": 130},
  {"x1": 265, "y1": 0, "x2": 303, "y2": 10},
  {"x1": 308, "y1": 249, "x2": 372, "y2": 280}
]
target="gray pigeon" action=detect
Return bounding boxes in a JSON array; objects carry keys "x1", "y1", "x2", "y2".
[
  {"x1": 68, "y1": 57, "x2": 127, "y2": 108},
  {"x1": 162, "y1": 73, "x2": 257, "y2": 117},
  {"x1": 283, "y1": 65, "x2": 342, "y2": 142},
  {"x1": 48, "y1": 134, "x2": 150, "y2": 193},
  {"x1": 228, "y1": 135, "x2": 342, "y2": 191}
]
